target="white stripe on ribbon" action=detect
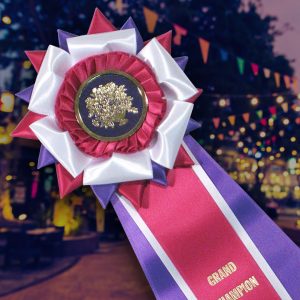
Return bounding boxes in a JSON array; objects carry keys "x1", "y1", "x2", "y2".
[
  {"x1": 116, "y1": 193, "x2": 197, "y2": 300},
  {"x1": 182, "y1": 142, "x2": 292, "y2": 300}
]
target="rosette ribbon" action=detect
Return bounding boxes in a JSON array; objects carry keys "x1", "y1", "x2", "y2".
[{"x1": 13, "y1": 9, "x2": 300, "y2": 300}]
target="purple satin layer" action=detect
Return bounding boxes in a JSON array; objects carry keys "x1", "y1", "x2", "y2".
[
  {"x1": 92, "y1": 184, "x2": 118, "y2": 208},
  {"x1": 184, "y1": 135, "x2": 300, "y2": 299},
  {"x1": 111, "y1": 194, "x2": 186, "y2": 300},
  {"x1": 15, "y1": 85, "x2": 33, "y2": 103},
  {"x1": 174, "y1": 56, "x2": 188, "y2": 71},
  {"x1": 151, "y1": 161, "x2": 167, "y2": 186},
  {"x1": 57, "y1": 29, "x2": 77, "y2": 52},
  {"x1": 121, "y1": 17, "x2": 144, "y2": 53},
  {"x1": 37, "y1": 145, "x2": 57, "y2": 169}
]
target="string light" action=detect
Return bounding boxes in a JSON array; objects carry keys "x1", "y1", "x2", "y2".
[
  {"x1": 276, "y1": 95, "x2": 284, "y2": 104},
  {"x1": 259, "y1": 131, "x2": 266, "y2": 138},
  {"x1": 258, "y1": 161, "x2": 264, "y2": 167},
  {"x1": 269, "y1": 155, "x2": 275, "y2": 161},
  {"x1": 237, "y1": 141, "x2": 244, "y2": 148},
  {"x1": 279, "y1": 130, "x2": 285, "y2": 137},
  {"x1": 2, "y1": 16, "x2": 11, "y2": 25},
  {"x1": 243, "y1": 147, "x2": 249, "y2": 154},
  {"x1": 292, "y1": 150, "x2": 298, "y2": 156},
  {"x1": 256, "y1": 141, "x2": 262, "y2": 146},
  {"x1": 279, "y1": 147, "x2": 285, "y2": 152},
  {"x1": 239, "y1": 127, "x2": 246, "y2": 134},
  {"x1": 266, "y1": 146, "x2": 272, "y2": 153},
  {"x1": 216, "y1": 149, "x2": 223, "y2": 155},
  {"x1": 250, "y1": 97, "x2": 259, "y2": 106},
  {"x1": 290, "y1": 136, "x2": 296, "y2": 142},
  {"x1": 5, "y1": 175, "x2": 13, "y2": 181},
  {"x1": 219, "y1": 98, "x2": 227, "y2": 107},
  {"x1": 23, "y1": 60, "x2": 32, "y2": 69},
  {"x1": 209, "y1": 134, "x2": 215, "y2": 140},
  {"x1": 282, "y1": 118, "x2": 290, "y2": 126}
]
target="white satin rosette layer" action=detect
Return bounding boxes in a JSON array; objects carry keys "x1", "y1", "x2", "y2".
[{"x1": 29, "y1": 29, "x2": 197, "y2": 184}]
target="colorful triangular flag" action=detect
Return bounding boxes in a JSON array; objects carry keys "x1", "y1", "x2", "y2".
[
  {"x1": 237, "y1": 57, "x2": 245, "y2": 75},
  {"x1": 173, "y1": 24, "x2": 187, "y2": 46},
  {"x1": 220, "y1": 49, "x2": 229, "y2": 61},
  {"x1": 251, "y1": 63, "x2": 259, "y2": 76},
  {"x1": 274, "y1": 72, "x2": 280, "y2": 87},
  {"x1": 242, "y1": 112, "x2": 250, "y2": 123},
  {"x1": 212, "y1": 117, "x2": 220, "y2": 129},
  {"x1": 263, "y1": 68, "x2": 271, "y2": 78},
  {"x1": 198, "y1": 38, "x2": 210, "y2": 64},
  {"x1": 143, "y1": 7, "x2": 158, "y2": 33},
  {"x1": 256, "y1": 110, "x2": 263, "y2": 119},
  {"x1": 228, "y1": 115, "x2": 236, "y2": 126}
]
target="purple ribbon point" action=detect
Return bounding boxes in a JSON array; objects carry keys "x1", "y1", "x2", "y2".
[
  {"x1": 121, "y1": 17, "x2": 144, "y2": 53},
  {"x1": 151, "y1": 161, "x2": 167, "y2": 186},
  {"x1": 57, "y1": 29, "x2": 77, "y2": 52},
  {"x1": 15, "y1": 85, "x2": 34, "y2": 103},
  {"x1": 174, "y1": 56, "x2": 189, "y2": 70},
  {"x1": 91, "y1": 184, "x2": 118, "y2": 208},
  {"x1": 185, "y1": 118, "x2": 202, "y2": 135},
  {"x1": 37, "y1": 145, "x2": 57, "y2": 169}
]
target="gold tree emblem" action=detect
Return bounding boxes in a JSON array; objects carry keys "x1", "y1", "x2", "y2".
[{"x1": 85, "y1": 82, "x2": 138, "y2": 129}]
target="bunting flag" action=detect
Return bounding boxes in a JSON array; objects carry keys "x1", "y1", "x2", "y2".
[
  {"x1": 274, "y1": 72, "x2": 281, "y2": 88},
  {"x1": 143, "y1": 7, "x2": 158, "y2": 33},
  {"x1": 173, "y1": 24, "x2": 188, "y2": 46},
  {"x1": 212, "y1": 117, "x2": 220, "y2": 129},
  {"x1": 283, "y1": 75, "x2": 291, "y2": 89},
  {"x1": 281, "y1": 102, "x2": 288, "y2": 113},
  {"x1": 251, "y1": 63, "x2": 259, "y2": 76},
  {"x1": 217, "y1": 133, "x2": 224, "y2": 140},
  {"x1": 263, "y1": 68, "x2": 271, "y2": 79},
  {"x1": 256, "y1": 110, "x2": 263, "y2": 119},
  {"x1": 250, "y1": 123, "x2": 257, "y2": 130},
  {"x1": 228, "y1": 115, "x2": 236, "y2": 126},
  {"x1": 236, "y1": 57, "x2": 245, "y2": 75},
  {"x1": 268, "y1": 106, "x2": 276, "y2": 116},
  {"x1": 292, "y1": 78, "x2": 299, "y2": 93},
  {"x1": 242, "y1": 112, "x2": 250, "y2": 123},
  {"x1": 260, "y1": 118, "x2": 267, "y2": 126},
  {"x1": 220, "y1": 49, "x2": 229, "y2": 61},
  {"x1": 198, "y1": 38, "x2": 210, "y2": 64}
]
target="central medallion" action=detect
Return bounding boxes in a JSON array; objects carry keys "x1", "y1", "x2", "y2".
[{"x1": 75, "y1": 70, "x2": 147, "y2": 141}]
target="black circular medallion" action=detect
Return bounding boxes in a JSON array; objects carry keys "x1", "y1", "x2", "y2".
[{"x1": 75, "y1": 70, "x2": 147, "y2": 141}]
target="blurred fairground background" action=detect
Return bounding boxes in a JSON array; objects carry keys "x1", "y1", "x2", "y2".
[{"x1": 0, "y1": 0, "x2": 299, "y2": 299}]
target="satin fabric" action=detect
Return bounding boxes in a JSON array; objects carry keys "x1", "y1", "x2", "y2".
[
  {"x1": 83, "y1": 150, "x2": 153, "y2": 185},
  {"x1": 55, "y1": 52, "x2": 166, "y2": 157},
  {"x1": 149, "y1": 101, "x2": 193, "y2": 169},
  {"x1": 67, "y1": 29, "x2": 137, "y2": 64},
  {"x1": 138, "y1": 39, "x2": 198, "y2": 102},
  {"x1": 30, "y1": 116, "x2": 93, "y2": 177},
  {"x1": 28, "y1": 46, "x2": 72, "y2": 116}
]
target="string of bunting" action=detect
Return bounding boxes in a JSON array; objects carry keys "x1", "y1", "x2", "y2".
[
  {"x1": 142, "y1": 6, "x2": 299, "y2": 92},
  {"x1": 205, "y1": 101, "x2": 299, "y2": 129}
]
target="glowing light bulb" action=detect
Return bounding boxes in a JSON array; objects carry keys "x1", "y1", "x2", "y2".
[
  {"x1": 216, "y1": 149, "x2": 223, "y2": 155},
  {"x1": 290, "y1": 136, "x2": 296, "y2": 142},
  {"x1": 276, "y1": 95, "x2": 284, "y2": 104},
  {"x1": 259, "y1": 131, "x2": 266, "y2": 138},
  {"x1": 2, "y1": 16, "x2": 11, "y2": 25},
  {"x1": 237, "y1": 141, "x2": 244, "y2": 148},
  {"x1": 219, "y1": 98, "x2": 227, "y2": 107},
  {"x1": 250, "y1": 97, "x2": 259, "y2": 106},
  {"x1": 282, "y1": 118, "x2": 290, "y2": 126},
  {"x1": 279, "y1": 147, "x2": 285, "y2": 152}
]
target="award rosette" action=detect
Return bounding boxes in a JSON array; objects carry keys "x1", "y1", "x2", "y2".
[{"x1": 13, "y1": 8, "x2": 300, "y2": 300}]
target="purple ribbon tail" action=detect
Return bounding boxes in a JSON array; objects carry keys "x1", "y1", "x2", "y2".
[
  {"x1": 185, "y1": 118, "x2": 202, "y2": 135},
  {"x1": 15, "y1": 85, "x2": 34, "y2": 103},
  {"x1": 151, "y1": 161, "x2": 167, "y2": 186},
  {"x1": 184, "y1": 135, "x2": 300, "y2": 299},
  {"x1": 174, "y1": 56, "x2": 189, "y2": 70},
  {"x1": 111, "y1": 195, "x2": 186, "y2": 300},
  {"x1": 121, "y1": 17, "x2": 144, "y2": 53},
  {"x1": 91, "y1": 184, "x2": 118, "y2": 208},
  {"x1": 57, "y1": 29, "x2": 77, "y2": 52},
  {"x1": 37, "y1": 145, "x2": 57, "y2": 169}
]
